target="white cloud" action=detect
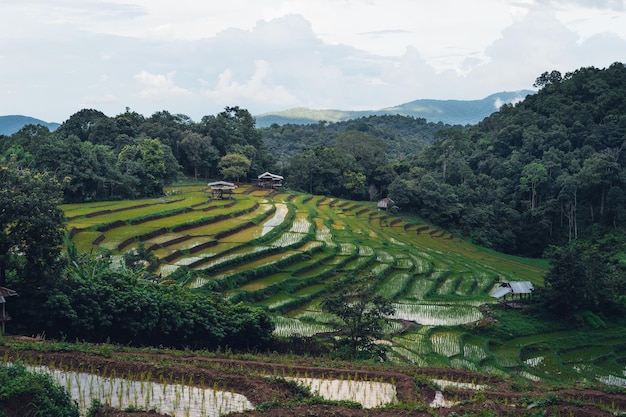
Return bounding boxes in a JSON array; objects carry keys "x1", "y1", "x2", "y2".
[
  {"x1": 134, "y1": 71, "x2": 192, "y2": 100},
  {"x1": 0, "y1": 0, "x2": 625, "y2": 122},
  {"x1": 203, "y1": 60, "x2": 302, "y2": 110}
]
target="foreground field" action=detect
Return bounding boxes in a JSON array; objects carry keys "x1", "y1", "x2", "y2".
[
  {"x1": 62, "y1": 183, "x2": 626, "y2": 387},
  {"x1": 1, "y1": 340, "x2": 625, "y2": 417}
]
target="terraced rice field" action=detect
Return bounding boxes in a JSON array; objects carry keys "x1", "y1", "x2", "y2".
[{"x1": 63, "y1": 184, "x2": 626, "y2": 387}]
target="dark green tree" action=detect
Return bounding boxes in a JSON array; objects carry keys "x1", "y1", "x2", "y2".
[
  {"x1": 54, "y1": 108, "x2": 108, "y2": 141},
  {"x1": 0, "y1": 362, "x2": 79, "y2": 417},
  {"x1": 179, "y1": 132, "x2": 219, "y2": 180},
  {"x1": 541, "y1": 239, "x2": 626, "y2": 323},
  {"x1": 117, "y1": 138, "x2": 180, "y2": 196},
  {"x1": 0, "y1": 161, "x2": 66, "y2": 289},
  {"x1": 321, "y1": 275, "x2": 395, "y2": 360}
]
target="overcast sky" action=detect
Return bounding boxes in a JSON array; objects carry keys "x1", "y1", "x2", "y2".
[{"x1": 1, "y1": 0, "x2": 625, "y2": 123}]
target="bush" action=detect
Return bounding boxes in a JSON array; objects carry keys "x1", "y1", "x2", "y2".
[{"x1": 0, "y1": 362, "x2": 79, "y2": 417}]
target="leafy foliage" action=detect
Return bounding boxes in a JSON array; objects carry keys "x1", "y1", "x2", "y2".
[
  {"x1": 540, "y1": 234, "x2": 626, "y2": 322},
  {"x1": 0, "y1": 162, "x2": 66, "y2": 290},
  {"x1": 386, "y1": 63, "x2": 626, "y2": 256},
  {"x1": 321, "y1": 275, "x2": 395, "y2": 360},
  {"x1": 0, "y1": 107, "x2": 276, "y2": 202},
  {"x1": 28, "y1": 250, "x2": 276, "y2": 350},
  {"x1": 0, "y1": 361, "x2": 79, "y2": 417}
]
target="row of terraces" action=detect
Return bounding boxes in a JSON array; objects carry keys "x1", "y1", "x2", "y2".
[{"x1": 59, "y1": 184, "x2": 626, "y2": 386}]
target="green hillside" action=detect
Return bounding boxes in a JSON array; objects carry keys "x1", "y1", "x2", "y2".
[{"x1": 62, "y1": 183, "x2": 626, "y2": 386}]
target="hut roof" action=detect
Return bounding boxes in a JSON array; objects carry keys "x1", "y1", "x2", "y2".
[
  {"x1": 377, "y1": 197, "x2": 394, "y2": 209},
  {"x1": 490, "y1": 281, "x2": 534, "y2": 299},
  {"x1": 0, "y1": 286, "x2": 18, "y2": 304},
  {"x1": 208, "y1": 181, "x2": 238, "y2": 190},
  {"x1": 258, "y1": 172, "x2": 284, "y2": 180}
]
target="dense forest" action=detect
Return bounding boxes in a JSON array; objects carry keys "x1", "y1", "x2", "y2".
[
  {"x1": 385, "y1": 63, "x2": 626, "y2": 256},
  {"x1": 0, "y1": 106, "x2": 275, "y2": 202},
  {"x1": 1, "y1": 63, "x2": 625, "y2": 259},
  {"x1": 260, "y1": 115, "x2": 449, "y2": 164}
]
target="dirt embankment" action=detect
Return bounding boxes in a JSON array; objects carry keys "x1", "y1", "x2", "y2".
[{"x1": 1, "y1": 341, "x2": 624, "y2": 417}]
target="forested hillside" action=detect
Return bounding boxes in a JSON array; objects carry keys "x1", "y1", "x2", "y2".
[
  {"x1": 260, "y1": 114, "x2": 450, "y2": 164},
  {"x1": 0, "y1": 106, "x2": 275, "y2": 202},
  {"x1": 384, "y1": 63, "x2": 626, "y2": 256}
]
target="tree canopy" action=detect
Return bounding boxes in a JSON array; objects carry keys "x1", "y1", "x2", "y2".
[
  {"x1": 321, "y1": 275, "x2": 395, "y2": 360},
  {"x1": 386, "y1": 62, "x2": 626, "y2": 256},
  {"x1": 0, "y1": 107, "x2": 276, "y2": 202},
  {"x1": 0, "y1": 161, "x2": 66, "y2": 289}
]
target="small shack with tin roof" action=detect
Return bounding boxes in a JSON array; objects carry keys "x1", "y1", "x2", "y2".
[{"x1": 490, "y1": 281, "x2": 534, "y2": 307}]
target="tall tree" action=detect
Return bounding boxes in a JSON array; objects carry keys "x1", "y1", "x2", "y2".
[
  {"x1": 541, "y1": 238, "x2": 626, "y2": 322},
  {"x1": 0, "y1": 161, "x2": 66, "y2": 289},
  {"x1": 218, "y1": 153, "x2": 251, "y2": 182},
  {"x1": 179, "y1": 132, "x2": 219, "y2": 180},
  {"x1": 321, "y1": 275, "x2": 395, "y2": 360},
  {"x1": 520, "y1": 162, "x2": 548, "y2": 211}
]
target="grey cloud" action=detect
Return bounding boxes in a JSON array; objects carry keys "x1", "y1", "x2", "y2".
[{"x1": 1, "y1": 8, "x2": 623, "y2": 123}]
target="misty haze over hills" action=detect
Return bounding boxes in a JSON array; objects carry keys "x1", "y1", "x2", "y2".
[
  {"x1": 254, "y1": 90, "x2": 535, "y2": 127},
  {"x1": 0, "y1": 90, "x2": 535, "y2": 134},
  {"x1": 0, "y1": 115, "x2": 60, "y2": 135}
]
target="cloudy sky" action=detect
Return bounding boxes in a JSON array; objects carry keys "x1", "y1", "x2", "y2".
[{"x1": 1, "y1": 0, "x2": 625, "y2": 123}]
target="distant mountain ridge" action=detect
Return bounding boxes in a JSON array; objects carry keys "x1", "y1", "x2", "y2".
[
  {"x1": 0, "y1": 115, "x2": 59, "y2": 135},
  {"x1": 254, "y1": 90, "x2": 535, "y2": 127},
  {"x1": 1, "y1": 90, "x2": 535, "y2": 134}
]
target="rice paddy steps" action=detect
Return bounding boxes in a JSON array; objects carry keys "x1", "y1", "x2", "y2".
[
  {"x1": 62, "y1": 187, "x2": 557, "y2": 376},
  {"x1": 179, "y1": 201, "x2": 294, "y2": 274},
  {"x1": 63, "y1": 195, "x2": 188, "y2": 220},
  {"x1": 125, "y1": 198, "x2": 265, "y2": 264},
  {"x1": 68, "y1": 195, "x2": 259, "y2": 253},
  {"x1": 188, "y1": 206, "x2": 320, "y2": 293},
  {"x1": 231, "y1": 250, "x2": 337, "y2": 305},
  {"x1": 491, "y1": 327, "x2": 626, "y2": 385},
  {"x1": 272, "y1": 315, "x2": 336, "y2": 337},
  {"x1": 375, "y1": 271, "x2": 413, "y2": 300}
]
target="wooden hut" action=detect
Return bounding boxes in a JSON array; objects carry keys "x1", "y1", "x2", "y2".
[
  {"x1": 490, "y1": 281, "x2": 534, "y2": 307},
  {"x1": 257, "y1": 172, "x2": 284, "y2": 189},
  {"x1": 207, "y1": 181, "x2": 238, "y2": 199},
  {"x1": 0, "y1": 286, "x2": 18, "y2": 334},
  {"x1": 377, "y1": 197, "x2": 394, "y2": 210}
]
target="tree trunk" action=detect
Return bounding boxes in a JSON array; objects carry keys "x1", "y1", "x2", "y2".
[{"x1": 600, "y1": 187, "x2": 605, "y2": 217}]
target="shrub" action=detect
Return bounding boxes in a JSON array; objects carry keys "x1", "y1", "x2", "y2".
[{"x1": 0, "y1": 362, "x2": 79, "y2": 417}]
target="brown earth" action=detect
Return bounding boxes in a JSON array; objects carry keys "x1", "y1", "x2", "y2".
[{"x1": 1, "y1": 339, "x2": 624, "y2": 417}]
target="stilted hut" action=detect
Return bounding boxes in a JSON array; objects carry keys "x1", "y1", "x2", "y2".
[
  {"x1": 257, "y1": 172, "x2": 284, "y2": 189},
  {"x1": 0, "y1": 286, "x2": 18, "y2": 334},
  {"x1": 207, "y1": 181, "x2": 238, "y2": 199}
]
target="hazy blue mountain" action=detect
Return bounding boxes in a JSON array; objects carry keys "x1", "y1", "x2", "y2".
[
  {"x1": 254, "y1": 90, "x2": 535, "y2": 127},
  {"x1": 0, "y1": 115, "x2": 60, "y2": 135}
]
